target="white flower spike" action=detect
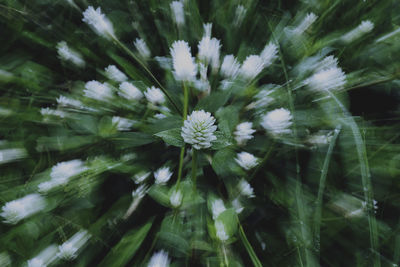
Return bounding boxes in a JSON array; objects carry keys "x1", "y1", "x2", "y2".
[
  {"x1": 82, "y1": 6, "x2": 115, "y2": 39},
  {"x1": 57, "y1": 230, "x2": 91, "y2": 260},
  {"x1": 211, "y1": 199, "x2": 226, "y2": 219},
  {"x1": 57, "y1": 41, "x2": 85, "y2": 67},
  {"x1": 238, "y1": 179, "x2": 255, "y2": 198},
  {"x1": 170, "y1": 1, "x2": 185, "y2": 26},
  {"x1": 144, "y1": 86, "x2": 165, "y2": 105},
  {"x1": 235, "y1": 152, "x2": 258, "y2": 170},
  {"x1": 134, "y1": 38, "x2": 151, "y2": 59},
  {"x1": 105, "y1": 65, "x2": 128, "y2": 83},
  {"x1": 240, "y1": 55, "x2": 265, "y2": 80},
  {"x1": 84, "y1": 81, "x2": 113, "y2": 101},
  {"x1": 220, "y1": 55, "x2": 241, "y2": 79},
  {"x1": 148, "y1": 250, "x2": 170, "y2": 267},
  {"x1": 119, "y1": 82, "x2": 143, "y2": 100},
  {"x1": 260, "y1": 42, "x2": 278, "y2": 68},
  {"x1": 215, "y1": 220, "x2": 229, "y2": 241},
  {"x1": 261, "y1": 108, "x2": 293, "y2": 135},
  {"x1": 198, "y1": 24, "x2": 221, "y2": 71},
  {"x1": 307, "y1": 66, "x2": 346, "y2": 92},
  {"x1": 181, "y1": 110, "x2": 217, "y2": 149},
  {"x1": 234, "y1": 122, "x2": 256, "y2": 145},
  {"x1": 341, "y1": 20, "x2": 374, "y2": 43},
  {"x1": 170, "y1": 40, "x2": 197, "y2": 82},
  {"x1": 154, "y1": 166, "x2": 173, "y2": 185},
  {"x1": 1, "y1": 194, "x2": 46, "y2": 224},
  {"x1": 170, "y1": 189, "x2": 183, "y2": 208},
  {"x1": 294, "y1": 13, "x2": 318, "y2": 35}
]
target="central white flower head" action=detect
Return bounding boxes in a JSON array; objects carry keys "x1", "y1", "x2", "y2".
[
  {"x1": 148, "y1": 250, "x2": 170, "y2": 267},
  {"x1": 82, "y1": 6, "x2": 115, "y2": 39},
  {"x1": 181, "y1": 110, "x2": 217, "y2": 149},
  {"x1": 240, "y1": 55, "x2": 265, "y2": 80},
  {"x1": 170, "y1": 189, "x2": 183, "y2": 208},
  {"x1": 261, "y1": 108, "x2": 293, "y2": 135},
  {"x1": 220, "y1": 55, "x2": 241, "y2": 79},
  {"x1": 234, "y1": 122, "x2": 256, "y2": 145},
  {"x1": 307, "y1": 66, "x2": 346, "y2": 92},
  {"x1": 154, "y1": 166, "x2": 173, "y2": 185},
  {"x1": 170, "y1": 40, "x2": 197, "y2": 82},
  {"x1": 144, "y1": 86, "x2": 165, "y2": 105},
  {"x1": 105, "y1": 65, "x2": 128, "y2": 83},
  {"x1": 1, "y1": 194, "x2": 46, "y2": 224},
  {"x1": 211, "y1": 199, "x2": 226, "y2": 219},
  {"x1": 119, "y1": 82, "x2": 143, "y2": 100},
  {"x1": 84, "y1": 81, "x2": 113, "y2": 101},
  {"x1": 235, "y1": 152, "x2": 258, "y2": 170},
  {"x1": 134, "y1": 38, "x2": 151, "y2": 59}
]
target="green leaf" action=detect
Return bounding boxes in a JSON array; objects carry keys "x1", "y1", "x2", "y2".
[
  {"x1": 148, "y1": 185, "x2": 170, "y2": 207},
  {"x1": 154, "y1": 128, "x2": 184, "y2": 147},
  {"x1": 212, "y1": 148, "x2": 242, "y2": 176},
  {"x1": 111, "y1": 132, "x2": 155, "y2": 148},
  {"x1": 211, "y1": 131, "x2": 233, "y2": 150},
  {"x1": 216, "y1": 209, "x2": 238, "y2": 237},
  {"x1": 98, "y1": 219, "x2": 153, "y2": 267},
  {"x1": 195, "y1": 90, "x2": 232, "y2": 113}
]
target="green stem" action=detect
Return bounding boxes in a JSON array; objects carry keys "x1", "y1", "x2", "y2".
[
  {"x1": 191, "y1": 149, "x2": 198, "y2": 193},
  {"x1": 238, "y1": 224, "x2": 263, "y2": 267},
  {"x1": 112, "y1": 38, "x2": 181, "y2": 115},
  {"x1": 249, "y1": 141, "x2": 275, "y2": 181},
  {"x1": 313, "y1": 125, "x2": 341, "y2": 258},
  {"x1": 176, "y1": 83, "x2": 189, "y2": 187},
  {"x1": 326, "y1": 90, "x2": 380, "y2": 267}
]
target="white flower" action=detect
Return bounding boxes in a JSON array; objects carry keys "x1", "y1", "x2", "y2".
[
  {"x1": 105, "y1": 65, "x2": 127, "y2": 82},
  {"x1": 40, "y1": 108, "x2": 66, "y2": 118},
  {"x1": 260, "y1": 42, "x2": 278, "y2": 68},
  {"x1": 56, "y1": 41, "x2": 85, "y2": 67},
  {"x1": 232, "y1": 198, "x2": 244, "y2": 214},
  {"x1": 51, "y1": 160, "x2": 87, "y2": 181},
  {"x1": 307, "y1": 131, "x2": 334, "y2": 145},
  {"x1": 307, "y1": 66, "x2": 346, "y2": 92},
  {"x1": 134, "y1": 38, "x2": 151, "y2": 59},
  {"x1": 134, "y1": 171, "x2": 151, "y2": 184},
  {"x1": 57, "y1": 230, "x2": 91, "y2": 260},
  {"x1": 170, "y1": 1, "x2": 184, "y2": 26},
  {"x1": 315, "y1": 56, "x2": 338, "y2": 72},
  {"x1": 240, "y1": 55, "x2": 265, "y2": 80},
  {"x1": 238, "y1": 179, "x2": 255, "y2": 198},
  {"x1": 84, "y1": 81, "x2": 113, "y2": 100},
  {"x1": 234, "y1": 122, "x2": 256, "y2": 145},
  {"x1": 1, "y1": 194, "x2": 46, "y2": 224},
  {"x1": 341, "y1": 20, "x2": 374, "y2": 43},
  {"x1": 198, "y1": 24, "x2": 221, "y2": 70},
  {"x1": 155, "y1": 56, "x2": 172, "y2": 70},
  {"x1": 27, "y1": 245, "x2": 58, "y2": 267},
  {"x1": 57, "y1": 96, "x2": 84, "y2": 109},
  {"x1": 220, "y1": 55, "x2": 241, "y2": 79},
  {"x1": 82, "y1": 6, "x2": 115, "y2": 39},
  {"x1": 181, "y1": 110, "x2": 217, "y2": 149},
  {"x1": 293, "y1": 13, "x2": 318, "y2": 35},
  {"x1": 261, "y1": 108, "x2": 293, "y2": 135},
  {"x1": 148, "y1": 250, "x2": 170, "y2": 267},
  {"x1": 246, "y1": 89, "x2": 274, "y2": 110},
  {"x1": 144, "y1": 86, "x2": 165, "y2": 105},
  {"x1": 235, "y1": 152, "x2": 258, "y2": 170},
  {"x1": 170, "y1": 189, "x2": 183, "y2": 208},
  {"x1": 118, "y1": 82, "x2": 143, "y2": 100},
  {"x1": 132, "y1": 184, "x2": 148, "y2": 198},
  {"x1": 154, "y1": 166, "x2": 173, "y2": 185},
  {"x1": 211, "y1": 199, "x2": 226, "y2": 219},
  {"x1": 154, "y1": 113, "x2": 167, "y2": 119},
  {"x1": 170, "y1": 40, "x2": 197, "y2": 82},
  {"x1": 0, "y1": 148, "x2": 26, "y2": 164},
  {"x1": 112, "y1": 116, "x2": 136, "y2": 131},
  {"x1": 215, "y1": 220, "x2": 229, "y2": 241}
]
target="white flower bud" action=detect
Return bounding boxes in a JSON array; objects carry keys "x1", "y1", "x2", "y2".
[{"x1": 235, "y1": 152, "x2": 258, "y2": 170}]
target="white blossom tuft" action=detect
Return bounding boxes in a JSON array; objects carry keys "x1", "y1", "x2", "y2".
[
  {"x1": 294, "y1": 13, "x2": 318, "y2": 35},
  {"x1": 132, "y1": 184, "x2": 148, "y2": 199},
  {"x1": 84, "y1": 81, "x2": 113, "y2": 101},
  {"x1": 260, "y1": 42, "x2": 278, "y2": 68},
  {"x1": 57, "y1": 230, "x2": 91, "y2": 260},
  {"x1": 134, "y1": 171, "x2": 151, "y2": 184},
  {"x1": 240, "y1": 55, "x2": 265, "y2": 80},
  {"x1": 134, "y1": 38, "x2": 151, "y2": 59},
  {"x1": 27, "y1": 245, "x2": 58, "y2": 267},
  {"x1": 234, "y1": 5, "x2": 247, "y2": 26},
  {"x1": 234, "y1": 122, "x2": 256, "y2": 145},
  {"x1": 144, "y1": 86, "x2": 165, "y2": 105},
  {"x1": 170, "y1": 189, "x2": 183, "y2": 208},
  {"x1": 148, "y1": 250, "x2": 170, "y2": 267},
  {"x1": 82, "y1": 6, "x2": 115, "y2": 39},
  {"x1": 170, "y1": 40, "x2": 197, "y2": 82},
  {"x1": 198, "y1": 24, "x2": 221, "y2": 70},
  {"x1": 40, "y1": 108, "x2": 66, "y2": 118},
  {"x1": 261, "y1": 108, "x2": 293, "y2": 135},
  {"x1": 232, "y1": 198, "x2": 244, "y2": 214},
  {"x1": 112, "y1": 116, "x2": 136, "y2": 131},
  {"x1": 105, "y1": 65, "x2": 127, "y2": 83},
  {"x1": 181, "y1": 110, "x2": 217, "y2": 150},
  {"x1": 238, "y1": 179, "x2": 255, "y2": 198},
  {"x1": 57, "y1": 96, "x2": 84, "y2": 109},
  {"x1": 341, "y1": 20, "x2": 374, "y2": 43},
  {"x1": 220, "y1": 55, "x2": 241, "y2": 79},
  {"x1": 170, "y1": 1, "x2": 185, "y2": 26},
  {"x1": 215, "y1": 220, "x2": 229, "y2": 241},
  {"x1": 154, "y1": 166, "x2": 173, "y2": 185},
  {"x1": 235, "y1": 152, "x2": 258, "y2": 170},
  {"x1": 307, "y1": 66, "x2": 346, "y2": 92},
  {"x1": 118, "y1": 82, "x2": 143, "y2": 100},
  {"x1": 1, "y1": 194, "x2": 46, "y2": 224},
  {"x1": 211, "y1": 199, "x2": 226, "y2": 219},
  {"x1": 57, "y1": 41, "x2": 85, "y2": 67}
]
